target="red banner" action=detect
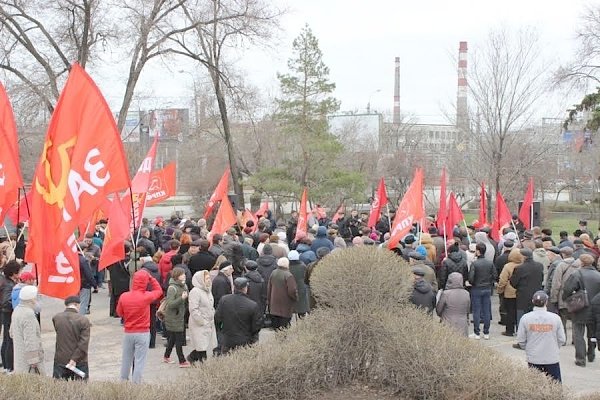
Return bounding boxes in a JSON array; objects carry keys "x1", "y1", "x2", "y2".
[
  {"x1": 388, "y1": 169, "x2": 424, "y2": 249},
  {"x1": 99, "y1": 195, "x2": 132, "y2": 270},
  {"x1": 332, "y1": 204, "x2": 345, "y2": 223},
  {"x1": 204, "y1": 168, "x2": 230, "y2": 218},
  {"x1": 209, "y1": 196, "x2": 237, "y2": 239},
  {"x1": 436, "y1": 168, "x2": 447, "y2": 234},
  {"x1": 146, "y1": 162, "x2": 176, "y2": 206},
  {"x1": 25, "y1": 64, "x2": 130, "y2": 299},
  {"x1": 0, "y1": 83, "x2": 23, "y2": 223},
  {"x1": 491, "y1": 191, "x2": 512, "y2": 241},
  {"x1": 254, "y1": 200, "x2": 269, "y2": 218},
  {"x1": 518, "y1": 178, "x2": 534, "y2": 230},
  {"x1": 368, "y1": 177, "x2": 388, "y2": 228},
  {"x1": 445, "y1": 192, "x2": 464, "y2": 239},
  {"x1": 294, "y1": 188, "x2": 308, "y2": 241}
]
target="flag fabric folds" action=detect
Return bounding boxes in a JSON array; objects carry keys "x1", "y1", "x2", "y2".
[
  {"x1": 388, "y1": 169, "x2": 424, "y2": 249},
  {"x1": 368, "y1": 177, "x2": 388, "y2": 228},
  {"x1": 254, "y1": 201, "x2": 269, "y2": 219},
  {"x1": 99, "y1": 195, "x2": 131, "y2": 270},
  {"x1": 25, "y1": 63, "x2": 130, "y2": 299},
  {"x1": 146, "y1": 162, "x2": 176, "y2": 206},
  {"x1": 294, "y1": 188, "x2": 308, "y2": 241},
  {"x1": 436, "y1": 168, "x2": 447, "y2": 234},
  {"x1": 491, "y1": 191, "x2": 512, "y2": 241},
  {"x1": 479, "y1": 182, "x2": 487, "y2": 227},
  {"x1": 518, "y1": 178, "x2": 534, "y2": 230},
  {"x1": 209, "y1": 196, "x2": 237, "y2": 238},
  {"x1": 446, "y1": 192, "x2": 464, "y2": 239},
  {"x1": 332, "y1": 204, "x2": 345, "y2": 223},
  {"x1": 0, "y1": 82, "x2": 23, "y2": 223},
  {"x1": 204, "y1": 168, "x2": 230, "y2": 218},
  {"x1": 6, "y1": 190, "x2": 32, "y2": 225}
]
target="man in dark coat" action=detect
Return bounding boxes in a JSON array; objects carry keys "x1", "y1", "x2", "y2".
[
  {"x1": 107, "y1": 258, "x2": 131, "y2": 318},
  {"x1": 469, "y1": 243, "x2": 496, "y2": 339},
  {"x1": 243, "y1": 261, "x2": 266, "y2": 314},
  {"x1": 52, "y1": 296, "x2": 91, "y2": 380},
  {"x1": 188, "y1": 240, "x2": 216, "y2": 276},
  {"x1": 409, "y1": 267, "x2": 436, "y2": 314},
  {"x1": 439, "y1": 242, "x2": 468, "y2": 289},
  {"x1": 215, "y1": 278, "x2": 263, "y2": 353},
  {"x1": 311, "y1": 226, "x2": 334, "y2": 253},
  {"x1": 510, "y1": 248, "x2": 544, "y2": 327},
  {"x1": 288, "y1": 250, "x2": 309, "y2": 317},
  {"x1": 563, "y1": 254, "x2": 600, "y2": 366},
  {"x1": 211, "y1": 262, "x2": 233, "y2": 309}
]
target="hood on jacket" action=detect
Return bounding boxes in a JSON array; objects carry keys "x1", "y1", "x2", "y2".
[
  {"x1": 299, "y1": 251, "x2": 317, "y2": 264},
  {"x1": 446, "y1": 272, "x2": 464, "y2": 289},
  {"x1": 192, "y1": 270, "x2": 211, "y2": 291},
  {"x1": 414, "y1": 279, "x2": 432, "y2": 294},
  {"x1": 132, "y1": 270, "x2": 151, "y2": 291},
  {"x1": 244, "y1": 270, "x2": 264, "y2": 284},
  {"x1": 420, "y1": 233, "x2": 433, "y2": 245},
  {"x1": 507, "y1": 248, "x2": 524, "y2": 264},
  {"x1": 474, "y1": 232, "x2": 491, "y2": 245},
  {"x1": 448, "y1": 251, "x2": 464, "y2": 264},
  {"x1": 533, "y1": 248, "x2": 549, "y2": 263},
  {"x1": 256, "y1": 254, "x2": 276, "y2": 267},
  {"x1": 316, "y1": 226, "x2": 327, "y2": 238},
  {"x1": 296, "y1": 243, "x2": 311, "y2": 253}
]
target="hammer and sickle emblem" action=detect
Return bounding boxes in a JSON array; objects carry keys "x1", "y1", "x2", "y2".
[{"x1": 35, "y1": 136, "x2": 77, "y2": 208}]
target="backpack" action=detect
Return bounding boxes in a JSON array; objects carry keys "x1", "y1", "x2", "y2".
[{"x1": 156, "y1": 297, "x2": 168, "y2": 321}]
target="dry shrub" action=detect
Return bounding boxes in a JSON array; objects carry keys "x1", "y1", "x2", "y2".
[{"x1": 310, "y1": 246, "x2": 413, "y2": 310}]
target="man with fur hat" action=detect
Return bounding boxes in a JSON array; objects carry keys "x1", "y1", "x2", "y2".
[
  {"x1": 267, "y1": 257, "x2": 298, "y2": 329},
  {"x1": 52, "y1": 296, "x2": 90, "y2": 380}
]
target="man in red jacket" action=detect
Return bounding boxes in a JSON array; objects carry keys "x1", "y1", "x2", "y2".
[
  {"x1": 117, "y1": 269, "x2": 162, "y2": 384},
  {"x1": 159, "y1": 239, "x2": 181, "y2": 285}
]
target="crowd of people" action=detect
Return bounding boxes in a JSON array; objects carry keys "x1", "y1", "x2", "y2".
[{"x1": 0, "y1": 207, "x2": 599, "y2": 385}]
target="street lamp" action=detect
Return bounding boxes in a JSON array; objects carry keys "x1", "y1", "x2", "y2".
[{"x1": 367, "y1": 89, "x2": 381, "y2": 114}]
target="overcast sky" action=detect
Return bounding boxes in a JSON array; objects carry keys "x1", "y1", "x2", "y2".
[{"x1": 99, "y1": 0, "x2": 592, "y2": 125}]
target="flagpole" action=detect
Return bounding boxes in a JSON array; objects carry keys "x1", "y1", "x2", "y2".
[
  {"x1": 511, "y1": 221, "x2": 523, "y2": 246},
  {"x1": 16, "y1": 187, "x2": 20, "y2": 231},
  {"x1": 134, "y1": 194, "x2": 149, "y2": 246},
  {"x1": 4, "y1": 226, "x2": 13, "y2": 249},
  {"x1": 128, "y1": 189, "x2": 138, "y2": 264}
]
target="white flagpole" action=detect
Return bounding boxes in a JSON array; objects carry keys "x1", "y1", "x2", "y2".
[{"x1": 4, "y1": 226, "x2": 13, "y2": 248}]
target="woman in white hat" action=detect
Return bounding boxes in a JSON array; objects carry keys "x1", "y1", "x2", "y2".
[{"x1": 10, "y1": 285, "x2": 44, "y2": 374}]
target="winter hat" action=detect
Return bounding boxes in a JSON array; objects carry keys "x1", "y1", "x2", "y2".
[
  {"x1": 532, "y1": 290, "x2": 548, "y2": 307},
  {"x1": 288, "y1": 250, "x2": 300, "y2": 261},
  {"x1": 523, "y1": 230, "x2": 533, "y2": 239},
  {"x1": 234, "y1": 277, "x2": 249, "y2": 290},
  {"x1": 415, "y1": 245, "x2": 427, "y2": 258},
  {"x1": 245, "y1": 260, "x2": 258, "y2": 271},
  {"x1": 352, "y1": 237, "x2": 364, "y2": 246},
  {"x1": 64, "y1": 295, "x2": 81, "y2": 306},
  {"x1": 316, "y1": 247, "x2": 331, "y2": 259},
  {"x1": 503, "y1": 240, "x2": 515, "y2": 250},
  {"x1": 403, "y1": 235, "x2": 416, "y2": 245},
  {"x1": 299, "y1": 251, "x2": 317, "y2": 264},
  {"x1": 547, "y1": 246, "x2": 560, "y2": 255},
  {"x1": 277, "y1": 258, "x2": 290, "y2": 269},
  {"x1": 277, "y1": 232, "x2": 287, "y2": 243},
  {"x1": 408, "y1": 251, "x2": 425, "y2": 261},
  {"x1": 263, "y1": 244, "x2": 273, "y2": 255},
  {"x1": 19, "y1": 272, "x2": 36, "y2": 282},
  {"x1": 411, "y1": 267, "x2": 426, "y2": 277},
  {"x1": 560, "y1": 247, "x2": 574, "y2": 256},
  {"x1": 19, "y1": 285, "x2": 38, "y2": 301},
  {"x1": 219, "y1": 260, "x2": 233, "y2": 270}
]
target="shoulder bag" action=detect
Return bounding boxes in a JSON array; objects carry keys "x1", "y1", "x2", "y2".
[{"x1": 566, "y1": 270, "x2": 589, "y2": 313}]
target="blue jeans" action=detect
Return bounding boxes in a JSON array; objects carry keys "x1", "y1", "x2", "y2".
[
  {"x1": 528, "y1": 363, "x2": 561, "y2": 383},
  {"x1": 120, "y1": 332, "x2": 150, "y2": 384},
  {"x1": 79, "y1": 288, "x2": 91, "y2": 315},
  {"x1": 471, "y1": 287, "x2": 491, "y2": 335}
]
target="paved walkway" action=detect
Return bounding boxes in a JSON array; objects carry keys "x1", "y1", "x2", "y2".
[{"x1": 28, "y1": 289, "x2": 600, "y2": 395}]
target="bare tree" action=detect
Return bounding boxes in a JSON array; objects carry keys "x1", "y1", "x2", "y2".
[
  {"x1": 168, "y1": 0, "x2": 283, "y2": 207},
  {"x1": 468, "y1": 27, "x2": 552, "y2": 199}
]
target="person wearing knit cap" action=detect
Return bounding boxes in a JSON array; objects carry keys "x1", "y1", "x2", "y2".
[
  {"x1": 52, "y1": 295, "x2": 91, "y2": 380},
  {"x1": 267, "y1": 258, "x2": 298, "y2": 329},
  {"x1": 11, "y1": 285, "x2": 44, "y2": 374},
  {"x1": 514, "y1": 291, "x2": 565, "y2": 382},
  {"x1": 211, "y1": 261, "x2": 234, "y2": 309},
  {"x1": 11, "y1": 271, "x2": 37, "y2": 310}
]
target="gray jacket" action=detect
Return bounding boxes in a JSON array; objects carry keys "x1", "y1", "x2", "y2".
[
  {"x1": 516, "y1": 307, "x2": 566, "y2": 364},
  {"x1": 549, "y1": 257, "x2": 576, "y2": 309},
  {"x1": 436, "y1": 272, "x2": 470, "y2": 336}
]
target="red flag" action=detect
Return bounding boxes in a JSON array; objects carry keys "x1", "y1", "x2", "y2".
[
  {"x1": 209, "y1": 195, "x2": 237, "y2": 238},
  {"x1": 6, "y1": 190, "x2": 32, "y2": 225},
  {"x1": 491, "y1": 191, "x2": 512, "y2": 241},
  {"x1": 294, "y1": 188, "x2": 308, "y2": 241},
  {"x1": 26, "y1": 63, "x2": 130, "y2": 299},
  {"x1": 99, "y1": 195, "x2": 132, "y2": 270},
  {"x1": 518, "y1": 178, "x2": 534, "y2": 230},
  {"x1": 479, "y1": 182, "x2": 487, "y2": 226},
  {"x1": 204, "y1": 168, "x2": 230, "y2": 218},
  {"x1": 388, "y1": 169, "x2": 424, "y2": 249},
  {"x1": 436, "y1": 168, "x2": 447, "y2": 234},
  {"x1": 445, "y1": 192, "x2": 464, "y2": 239},
  {"x1": 146, "y1": 162, "x2": 176, "y2": 206},
  {"x1": 130, "y1": 138, "x2": 159, "y2": 228},
  {"x1": 254, "y1": 200, "x2": 269, "y2": 219},
  {"x1": 312, "y1": 205, "x2": 327, "y2": 220},
  {"x1": 332, "y1": 204, "x2": 345, "y2": 223},
  {"x1": 368, "y1": 177, "x2": 389, "y2": 228},
  {"x1": 0, "y1": 83, "x2": 23, "y2": 223}
]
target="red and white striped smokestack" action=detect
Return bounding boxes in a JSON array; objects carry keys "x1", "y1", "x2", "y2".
[
  {"x1": 456, "y1": 41, "x2": 469, "y2": 131},
  {"x1": 393, "y1": 57, "x2": 400, "y2": 124}
]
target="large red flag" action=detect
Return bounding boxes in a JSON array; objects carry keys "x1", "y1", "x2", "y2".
[
  {"x1": 332, "y1": 203, "x2": 345, "y2": 223},
  {"x1": 209, "y1": 196, "x2": 237, "y2": 238},
  {"x1": 518, "y1": 178, "x2": 534, "y2": 230},
  {"x1": 146, "y1": 162, "x2": 176, "y2": 206},
  {"x1": 204, "y1": 168, "x2": 230, "y2": 218},
  {"x1": 99, "y1": 195, "x2": 132, "y2": 270},
  {"x1": 130, "y1": 137, "x2": 159, "y2": 228},
  {"x1": 479, "y1": 182, "x2": 487, "y2": 226},
  {"x1": 492, "y1": 191, "x2": 512, "y2": 241},
  {"x1": 368, "y1": 177, "x2": 389, "y2": 228},
  {"x1": 26, "y1": 63, "x2": 130, "y2": 299},
  {"x1": 436, "y1": 168, "x2": 447, "y2": 234},
  {"x1": 0, "y1": 83, "x2": 23, "y2": 223},
  {"x1": 388, "y1": 169, "x2": 424, "y2": 249},
  {"x1": 294, "y1": 188, "x2": 308, "y2": 241},
  {"x1": 446, "y1": 192, "x2": 464, "y2": 239},
  {"x1": 254, "y1": 200, "x2": 269, "y2": 219}
]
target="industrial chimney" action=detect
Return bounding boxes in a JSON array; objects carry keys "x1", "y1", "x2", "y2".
[
  {"x1": 456, "y1": 41, "x2": 469, "y2": 132},
  {"x1": 393, "y1": 57, "x2": 400, "y2": 124}
]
